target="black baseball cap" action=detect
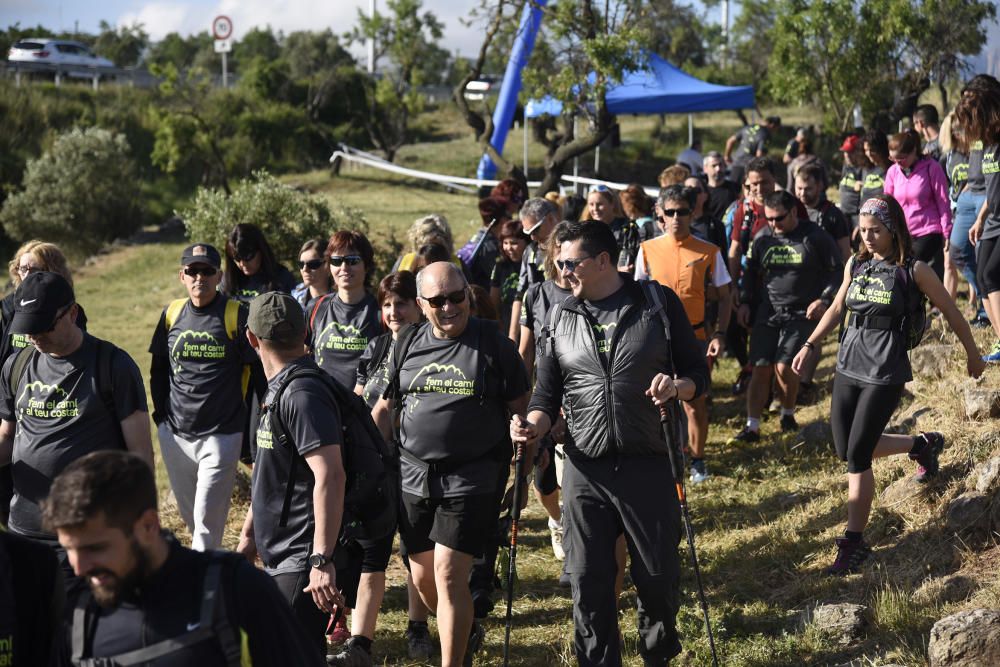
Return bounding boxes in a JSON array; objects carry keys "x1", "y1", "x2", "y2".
[
  {"x1": 181, "y1": 243, "x2": 222, "y2": 269},
  {"x1": 248, "y1": 292, "x2": 305, "y2": 344},
  {"x1": 10, "y1": 272, "x2": 75, "y2": 335}
]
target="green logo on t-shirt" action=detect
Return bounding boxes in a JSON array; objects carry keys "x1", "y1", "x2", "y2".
[
  {"x1": 10, "y1": 333, "x2": 28, "y2": 350},
  {"x1": 591, "y1": 322, "x2": 617, "y2": 354},
  {"x1": 256, "y1": 411, "x2": 273, "y2": 450},
  {"x1": 316, "y1": 321, "x2": 369, "y2": 365},
  {"x1": 761, "y1": 245, "x2": 803, "y2": 267},
  {"x1": 0, "y1": 634, "x2": 12, "y2": 665},
  {"x1": 18, "y1": 381, "x2": 78, "y2": 418},
  {"x1": 848, "y1": 273, "x2": 893, "y2": 305},
  {"x1": 170, "y1": 330, "x2": 227, "y2": 371}
]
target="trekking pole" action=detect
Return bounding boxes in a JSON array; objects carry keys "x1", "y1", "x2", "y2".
[
  {"x1": 660, "y1": 401, "x2": 720, "y2": 667},
  {"x1": 502, "y1": 440, "x2": 525, "y2": 667}
]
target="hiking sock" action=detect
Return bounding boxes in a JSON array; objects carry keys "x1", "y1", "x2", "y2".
[
  {"x1": 908, "y1": 434, "x2": 925, "y2": 457},
  {"x1": 844, "y1": 530, "x2": 863, "y2": 543},
  {"x1": 746, "y1": 417, "x2": 760, "y2": 432},
  {"x1": 351, "y1": 636, "x2": 373, "y2": 653},
  {"x1": 780, "y1": 407, "x2": 795, "y2": 417}
]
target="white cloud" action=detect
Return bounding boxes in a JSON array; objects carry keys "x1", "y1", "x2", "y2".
[{"x1": 115, "y1": 0, "x2": 486, "y2": 56}]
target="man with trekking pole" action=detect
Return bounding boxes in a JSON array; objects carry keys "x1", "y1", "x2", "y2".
[{"x1": 511, "y1": 220, "x2": 711, "y2": 666}]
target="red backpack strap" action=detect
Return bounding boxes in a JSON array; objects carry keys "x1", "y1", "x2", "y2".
[{"x1": 309, "y1": 294, "x2": 332, "y2": 333}]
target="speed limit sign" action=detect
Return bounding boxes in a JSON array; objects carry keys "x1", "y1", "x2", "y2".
[{"x1": 212, "y1": 15, "x2": 233, "y2": 40}]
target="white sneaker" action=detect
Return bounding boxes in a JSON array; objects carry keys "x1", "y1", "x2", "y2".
[{"x1": 548, "y1": 517, "x2": 565, "y2": 561}]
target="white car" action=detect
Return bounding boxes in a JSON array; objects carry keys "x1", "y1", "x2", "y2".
[{"x1": 8, "y1": 38, "x2": 114, "y2": 73}]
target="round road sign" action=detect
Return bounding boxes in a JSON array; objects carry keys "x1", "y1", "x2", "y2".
[{"x1": 212, "y1": 15, "x2": 233, "y2": 41}]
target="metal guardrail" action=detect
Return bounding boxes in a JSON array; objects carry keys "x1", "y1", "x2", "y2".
[{"x1": 2, "y1": 61, "x2": 160, "y2": 89}]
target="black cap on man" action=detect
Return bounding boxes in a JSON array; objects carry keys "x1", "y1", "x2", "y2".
[{"x1": 10, "y1": 271, "x2": 75, "y2": 335}]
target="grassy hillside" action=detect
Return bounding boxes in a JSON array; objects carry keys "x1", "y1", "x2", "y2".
[{"x1": 65, "y1": 105, "x2": 1000, "y2": 666}]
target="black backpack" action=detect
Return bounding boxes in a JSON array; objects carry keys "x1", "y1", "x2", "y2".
[
  {"x1": 848, "y1": 256, "x2": 927, "y2": 350},
  {"x1": 264, "y1": 366, "x2": 399, "y2": 543}
]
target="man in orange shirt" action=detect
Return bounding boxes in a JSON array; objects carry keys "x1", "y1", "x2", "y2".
[{"x1": 635, "y1": 184, "x2": 732, "y2": 482}]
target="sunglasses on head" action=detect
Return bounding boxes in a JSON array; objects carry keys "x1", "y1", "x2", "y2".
[
  {"x1": 421, "y1": 289, "x2": 467, "y2": 308},
  {"x1": 233, "y1": 250, "x2": 258, "y2": 262},
  {"x1": 184, "y1": 265, "x2": 218, "y2": 278},
  {"x1": 556, "y1": 256, "x2": 592, "y2": 273},
  {"x1": 299, "y1": 258, "x2": 326, "y2": 271},
  {"x1": 661, "y1": 208, "x2": 692, "y2": 218},
  {"x1": 330, "y1": 255, "x2": 362, "y2": 267}
]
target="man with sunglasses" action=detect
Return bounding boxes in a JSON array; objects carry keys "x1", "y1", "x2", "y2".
[
  {"x1": 511, "y1": 220, "x2": 709, "y2": 667},
  {"x1": 635, "y1": 185, "x2": 732, "y2": 484},
  {"x1": 518, "y1": 198, "x2": 561, "y2": 293},
  {"x1": 731, "y1": 191, "x2": 843, "y2": 443},
  {"x1": 0, "y1": 271, "x2": 152, "y2": 588},
  {"x1": 149, "y1": 244, "x2": 261, "y2": 551},
  {"x1": 370, "y1": 262, "x2": 530, "y2": 667}
]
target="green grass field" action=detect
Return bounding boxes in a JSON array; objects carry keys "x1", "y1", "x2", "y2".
[{"x1": 66, "y1": 107, "x2": 1000, "y2": 666}]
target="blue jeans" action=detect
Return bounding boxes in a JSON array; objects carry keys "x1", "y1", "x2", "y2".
[{"x1": 953, "y1": 190, "x2": 986, "y2": 315}]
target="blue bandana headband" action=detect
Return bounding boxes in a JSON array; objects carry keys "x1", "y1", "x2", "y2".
[{"x1": 859, "y1": 198, "x2": 894, "y2": 233}]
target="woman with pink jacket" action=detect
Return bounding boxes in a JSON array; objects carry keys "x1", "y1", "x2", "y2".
[{"x1": 884, "y1": 128, "x2": 952, "y2": 280}]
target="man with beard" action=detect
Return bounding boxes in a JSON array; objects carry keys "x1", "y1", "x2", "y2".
[{"x1": 46, "y1": 450, "x2": 322, "y2": 666}]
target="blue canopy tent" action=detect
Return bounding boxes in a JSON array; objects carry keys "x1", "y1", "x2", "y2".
[{"x1": 525, "y1": 53, "x2": 755, "y2": 118}]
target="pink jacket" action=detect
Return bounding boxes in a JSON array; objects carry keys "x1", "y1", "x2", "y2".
[{"x1": 884, "y1": 157, "x2": 952, "y2": 239}]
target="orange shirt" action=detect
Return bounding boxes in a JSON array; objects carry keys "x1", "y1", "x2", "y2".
[{"x1": 640, "y1": 234, "x2": 719, "y2": 340}]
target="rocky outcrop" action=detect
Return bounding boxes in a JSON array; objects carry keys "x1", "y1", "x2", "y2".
[
  {"x1": 928, "y1": 609, "x2": 1000, "y2": 666},
  {"x1": 803, "y1": 602, "x2": 867, "y2": 646}
]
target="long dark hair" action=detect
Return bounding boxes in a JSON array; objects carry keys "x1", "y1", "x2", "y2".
[
  {"x1": 855, "y1": 194, "x2": 913, "y2": 266},
  {"x1": 221, "y1": 223, "x2": 283, "y2": 295},
  {"x1": 955, "y1": 74, "x2": 1000, "y2": 146}
]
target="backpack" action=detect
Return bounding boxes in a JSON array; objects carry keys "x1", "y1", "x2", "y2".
[
  {"x1": 70, "y1": 553, "x2": 242, "y2": 667},
  {"x1": 264, "y1": 365, "x2": 398, "y2": 543},
  {"x1": 8, "y1": 339, "x2": 119, "y2": 436},
  {"x1": 164, "y1": 297, "x2": 250, "y2": 397},
  {"x1": 457, "y1": 223, "x2": 498, "y2": 284},
  {"x1": 848, "y1": 256, "x2": 927, "y2": 350}
]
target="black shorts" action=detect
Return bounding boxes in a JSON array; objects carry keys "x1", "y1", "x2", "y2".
[
  {"x1": 749, "y1": 318, "x2": 816, "y2": 366},
  {"x1": 399, "y1": 492, "x2": 499, "y2": 557},
  {"x1": 356, "y1": 532, "x2": 394, "y2": 574},
  {"x1": 533, "y1": 438, "x2": 558, "y2": 495}
]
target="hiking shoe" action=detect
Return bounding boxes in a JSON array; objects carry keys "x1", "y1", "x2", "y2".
[
  {"x1": 983, "y1": 340, "x2": 1000, "y2": 363},
  {"x1": 690, "y1": 459, "x2": 710, "y2": 484},
  {"x1": 405, "y1": 622, "x2": 433, "y2": 661},
  {"x1": 548, "y1": 517, "x2": 565, "y2": 561},
  {"x1": 463, "y1": 621, "x2": 485, "y2": 667},
  {"x1": 911, "y1": 431, "x2": 945, "y2": 483},
  {"x1": 327, "y1": 610, "x2": 350, "y2": 647},
  {"x1": 327, "y1": 637, "x2": 372, "y2": 667},
  {"x1": 728, "y1": 425, "x2": 760, "y2": 445},
  {"x1": 780, "y1": 414, "x2": 799, "y2": 433},
  {"x1": 824, "y1": 537, "x2": 872, "y2": 576},
  {"x1": 970, "y1": 314, "x2": 992, "y2": 329}
]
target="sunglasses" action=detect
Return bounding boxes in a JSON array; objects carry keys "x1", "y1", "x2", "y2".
[
  {"x1": 183, "y1": 266, "x2": 218, "y2": 278},
  {"x1": 421, "y1": 289, "x2": 467, "y2": 308},
  {"x1": 299, "y1": 259, "x2": 326, "y2": 271},
  {"x1": 661, "y1": 208, "x2": 692, "y2": 218},
  {"x1": 524, "y1": 218, "x2": 546, "y2": 235},
  {"x1": 233, "y1": 250, "x2": 258, "y2": 262},
  {"x1": 45, "y1": 303, "x2": 74, "y2": 333},
  {"x1": 330, "y1": 255, "x2": 363, "y2": 267},
  {"x1": 556, "y1": 256, "x2": 592, "y2": 273},
  {"x1": 764, "y1": 212, "x2": 790, "y2": 223}
]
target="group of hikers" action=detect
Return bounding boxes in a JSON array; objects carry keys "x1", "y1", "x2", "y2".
[{"x1": 2, "y1": 73, "x2": 999, "y2": 667}]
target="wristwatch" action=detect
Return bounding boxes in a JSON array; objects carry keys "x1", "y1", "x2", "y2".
[{"x1": 308, "y1": 552, "x2": 332, "y2": 569}]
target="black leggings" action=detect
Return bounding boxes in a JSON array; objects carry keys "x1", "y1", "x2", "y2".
[
  {"x1": 976, "y1": 235, "x2": 1000, "y2": 296},
  {"x1": 912, "y1": 233, "x2": 944, "y2": 282},
  {"x1": 830, "y1": 373, "x2": 905, "y2": 473}
]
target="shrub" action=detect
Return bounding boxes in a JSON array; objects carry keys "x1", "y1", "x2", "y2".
[
  {"x1": 180, "y1": 170, "x2": 373, "y2": 267},
  {"x1": 0, "y1": 127, "x2": 143, "y2": 256}
]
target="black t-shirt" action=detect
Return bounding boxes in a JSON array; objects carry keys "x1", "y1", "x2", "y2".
[
  {"x1": 806, "y1": 200, "x2": 850, "y2": 242},
  {"x1": 227, "y1": 265, "x2": 297, "y2": 303},
  {"x1": 967, "y1": 141, "x2": 987, "y2": 194},
  {"x1": 391, "y1": 319, "x2": 529, "y2": 498},
  {"x1": 582, "y1": 287, "x2": 630, "y2": 361},
  {"x1": 743, "y1": 220, "x2": 843, "y2": 317},
  {"x1": 0, "y1": 530, "x2": 63, "y2": 667},
  {"x1": 839, "y1": 165, "x2": 864, "y2": 216},
  {"x1": 924, "y1": 137, "x2": 941, "y2": 161},
  {"x1": 733, "y1": 124, "x2": 770, "y2": 162},
  {"x1": 252, "y1": 357, "x2": 342, "y2": 573},
  {"x1": 860, "y1": 165, "x2": 886, "y2": 204},
  {"x1": 691, "y1": 215, "x2": 729, "y2": 252},
  {"x1": 355, "y1": 333, "x2": 394, "y2": 409},
  {"x1": 838, "y1": 257, "x2": 913, "y2": 385},
  {"x1": 149, "y1": 295, "x2": 258, "y2": 438},
  {"x1": 944, "y1": 150, "x2": 969, "y2": 202},
  {"x1": 707, "y1": 181, "x2": 740, "y2": 222},
  {"x1": 490, "y1": 259, "x2": 521, "y2": 332},
  {"x1": 520, "y1": 280, "x2": 573, "y2": 343},
  {"x1": 0, "y1": 334, "x2": 147, "y2": 538},
  {"x1": 517, "y1": 242, "x2": 546, "y2": 294},
  {"x1": 982, "y1": 144, "x2": 1000, "y2": 240},
  {"x1": 74, "y1": 536, "x2": 323, "y2": 666},
  {"x1": 309, "y1": 292, "x2": 382, "y2": 390},
  {"x1": 608, "y1": 217, "x2": 642, "y2": 268}
]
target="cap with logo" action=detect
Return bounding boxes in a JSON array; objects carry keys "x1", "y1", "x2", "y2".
[
  {"x1": 248, "y1": 292, "x2": 305, "y2": 344},
  {"x1": 10, "y1": 271, "x2": 75, "y2": 335},
  {"x1": 181, "y1": 243, "x2": 222, "y2": 269}
]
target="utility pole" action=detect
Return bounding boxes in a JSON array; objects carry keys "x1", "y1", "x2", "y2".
[
  {"x1": 722, "y1": 0, "x2": 730, "y2": 67},
  {"x1": 368, "y1": 0, "x2": 376, "y2": 74}
]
